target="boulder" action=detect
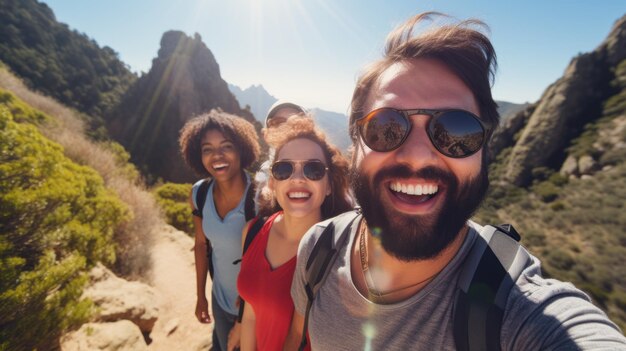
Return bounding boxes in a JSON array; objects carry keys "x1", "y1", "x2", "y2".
[
  {"x1": 560, "y1": 155, "x2": 579, "y2": 177},
  {"x1": 578, "y1": 155, "x2": 598, "y2": 175},
  {"x1": 84, "y1": 264, "x2": 159, "y2": 333},
  {"x1": 61, "y1": 321, "x2": 147, "y2": 351}
]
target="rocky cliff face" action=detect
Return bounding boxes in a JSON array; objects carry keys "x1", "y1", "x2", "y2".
[
  {"x1": 502, "y1": 15, "x2": 626, "y2": 186},
  {"x1": 107, "y1": 31, "x2": 259, "y2": 183}
]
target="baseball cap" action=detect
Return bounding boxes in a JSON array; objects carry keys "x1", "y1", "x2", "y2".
[{"x1": 265, "y1": 100, "x2": 306, "y2": 127}]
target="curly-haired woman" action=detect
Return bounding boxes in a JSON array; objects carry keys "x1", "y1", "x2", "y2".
[
  {"x1": 237, "y1": 116, "x2": 352, "y2": 350},
  {"x1": 179, "y1": 109, "x2": 260, "y2": 351}
]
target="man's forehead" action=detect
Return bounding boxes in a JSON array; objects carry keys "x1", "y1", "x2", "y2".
[{"x1": 365, "y1": 59, "x2": 479, "y2": 114}]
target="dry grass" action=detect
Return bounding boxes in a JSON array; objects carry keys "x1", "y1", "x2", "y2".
[{"x1": 0, "y1": 67, "x2": 163, "y2": 280}]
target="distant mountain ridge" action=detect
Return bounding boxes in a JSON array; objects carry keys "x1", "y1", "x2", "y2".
[
  {"x1": 228, "y1": 83, "x2": 527, "y2": 152},
  {"x1": 228, "y1": 83, "x2": 351, "y2": 151},
  {"x1": 227, "y1": 83, "x2": 277, "y2": 122}
]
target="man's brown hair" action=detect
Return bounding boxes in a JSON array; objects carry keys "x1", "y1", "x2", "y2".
[{"x1": 349, "y1": 12, "x2": 499, "y2": 143}]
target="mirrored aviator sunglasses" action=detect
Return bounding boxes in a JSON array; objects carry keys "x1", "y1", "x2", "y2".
[
  {"x1": 271, "y1": 160, "x2": 328, "y2": 181},
  {"x1": 357, "y1": 108, "x2": 491, "y2": 158}
]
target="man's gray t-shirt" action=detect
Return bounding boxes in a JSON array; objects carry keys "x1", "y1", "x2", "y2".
[{"x1": 291, "y1": 217, "x2": 626, "y2": 350}]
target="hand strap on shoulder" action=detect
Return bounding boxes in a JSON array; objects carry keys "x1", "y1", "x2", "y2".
[{"x1": 453, "y1": 224, "x2": 531, "y2": 351}]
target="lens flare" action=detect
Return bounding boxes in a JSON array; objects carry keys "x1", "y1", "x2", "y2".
[
  {"x1": 371, "y1": 226, "x2": 382, "y2": 238},
  {"x1": 362, "y1": 321, "x2": 376, "y2": 351}
]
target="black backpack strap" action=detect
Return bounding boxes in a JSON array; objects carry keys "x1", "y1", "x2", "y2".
[
  {"x1": 233, "y1": 216, "x2": 267, "y2": 265},
  {"x1": 453, "y1": 224, "x2": 531, "y2": 351},
  {"x1": 243, "y1": 177, "x2": 256, "y2": 221},
  {"x1": 235, "y1": 216, "x2": 268, "y2": 323},
  {"x1": 192, "y1": 178, "x2": 212, "y2": 218},
  {"x1": 192, "y1": 178, "x2": 214, "y2": 277},
  {"x1": 299, "y1": 211, "x2": 361, "y2": 351}
]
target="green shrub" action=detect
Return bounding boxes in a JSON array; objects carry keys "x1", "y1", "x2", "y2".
[
  {"x1": 531, "y1": 166, "x2": 554, "y2": 182},
  {"x1": 612, "y1": 290, "x2": 626, "y2": 310},
  {"x1": 603, "y1": 90, "x2": 626, "y2": 117},
  {"x1": 523, "y1": 228, "x2": 547, "y2": 247},
  {"x1": 600, "y1": 148, "x2": 626, "y2": 166},
  {"x1": 154, "y1": 182, "x2": 193, "y2": 235},
  {"x1": 546, "y1": 249, "x2": 575, "y2": 271},
  {"x1": 532, "y1": 181, "x2": 560, "y2": 202},
  {"x1": 548, "y1": 173, "x2": 569, "y2": 187},
  {"x1": 0, "y1": 90, "x2": 50, "y2": 125},
  {"x1": 100, "y1": 140, "x2": 141, "y2": 182},
  {"x1": 549, "y1": 201, "x2": 566, "y2": 211},
  {"x1": 0, "y1": 101, "x2": 128, "y2": 349}
]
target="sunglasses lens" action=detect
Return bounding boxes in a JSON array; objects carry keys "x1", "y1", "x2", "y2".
[
  {"x1": 303, "y1": 161, "x2": 327, "y2": 181},
  {"x1": 359, "y1": 109, "x2": 410, "y2": 152},
  {"x1": 271, "y1": 161, "x2": 294, "y2": 180},
  {"x1": 429, "y1": 111, "x2": 485, "y2": 158}
]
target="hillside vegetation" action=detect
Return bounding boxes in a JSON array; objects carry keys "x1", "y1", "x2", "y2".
[
  {"x1": 0, "y1": 0, "x2": 136, "y2": 123},
  {"x1": 153, "y1": 182, "x2": 193, "y2": 235},
  {"x1": 477, "y1": 58, "x2": 626, "y2": 329},
  {"x1": 0, "y1": 0, "x2": 624, "y2": 342},
  {"x1": 0, "y1": 89, "x2": 128, "y2": 350},
  {"x1": 0, "y1": 67, "x2": 166, "y2": 349}
]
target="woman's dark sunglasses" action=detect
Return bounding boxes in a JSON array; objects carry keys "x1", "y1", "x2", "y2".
[
  {"x1": 356, "y1": 108, "x2": 491, "y2": 158},
  {"x1": 271, "y1": 160, "x2": 328, "y2": 181}
]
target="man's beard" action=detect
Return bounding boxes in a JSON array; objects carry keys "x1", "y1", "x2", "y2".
[{"x1": 351, "y1": 161, "x2": 489, "y2": 261}]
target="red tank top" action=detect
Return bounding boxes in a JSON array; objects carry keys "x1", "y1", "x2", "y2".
[{"x1": 238, "y1": 212, "x2": 308, "y2": 351}]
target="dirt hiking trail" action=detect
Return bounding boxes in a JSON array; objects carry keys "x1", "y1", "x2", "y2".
[{"x1": 147, "y1": 225, "x2": 214, "y2": 351}]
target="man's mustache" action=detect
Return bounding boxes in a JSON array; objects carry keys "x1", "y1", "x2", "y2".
[{"x1": 371, "y1": 165, "x2": 456, "y2": 187}]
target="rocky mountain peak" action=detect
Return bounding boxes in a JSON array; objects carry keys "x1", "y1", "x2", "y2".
[
  {"x1": 604, "y1": 14, "x2": 626, "y2": 66},
  {"x1": 503, "y1": 15, "x2": 626, "y2": 186},
  {"x1": 107, "y1": 31, "x2": 258, "y2": 182}
]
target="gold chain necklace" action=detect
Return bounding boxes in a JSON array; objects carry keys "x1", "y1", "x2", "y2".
[{"x1": 358, "y1": 221, "x2": 437, "y2": 300}]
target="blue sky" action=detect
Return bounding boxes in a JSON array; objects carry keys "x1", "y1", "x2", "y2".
[{"x1": 44, "y1": 0, "x2": 625, "y2": 113}]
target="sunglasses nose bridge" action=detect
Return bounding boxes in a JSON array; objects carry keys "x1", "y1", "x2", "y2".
[
  {"x1": 395, "y1": 115, "x2": 440, "y2": 160},
  {"x1": 288, "y1": 163, "x2": 307, "y2": 181}
]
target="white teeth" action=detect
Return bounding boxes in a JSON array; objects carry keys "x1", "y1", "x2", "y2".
[
  {"x1": 390, "y1": 181, "x2": 438, "y2": 195},
  {"x1": 213, "y1": 163, "x2": 228, "y2": 169},
  {"x1": 288, "y1": 192, "x2": 311, "y2": 199}
]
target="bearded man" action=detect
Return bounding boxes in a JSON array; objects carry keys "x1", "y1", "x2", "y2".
[{"x1": 284, "y1": 12, "x2": 626, "y2": 351}]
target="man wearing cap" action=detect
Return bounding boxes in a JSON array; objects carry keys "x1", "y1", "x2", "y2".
[{"x1": 254, "y1": 101, "x2": 308, "y2": 213}]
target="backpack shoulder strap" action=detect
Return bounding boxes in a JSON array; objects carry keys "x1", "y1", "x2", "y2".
[
  {"x1": 243, "y1": 216, "x2": 266, "y2": 254},
  {"x1": 453, "y1": 223, "x2": 532, "y2": 351},
  {"x1": 232, "y1": 216, "x2": 268, "y2": 265},
  {"x1": 243, "y1": 174, "x2": 256, "y2": 221},
  {"x1": 192, "y1": 178, "x2": 212, "y2": 218},
  {"x1": 299, "y1": 210, "x2": 361, "y2": 351}
]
